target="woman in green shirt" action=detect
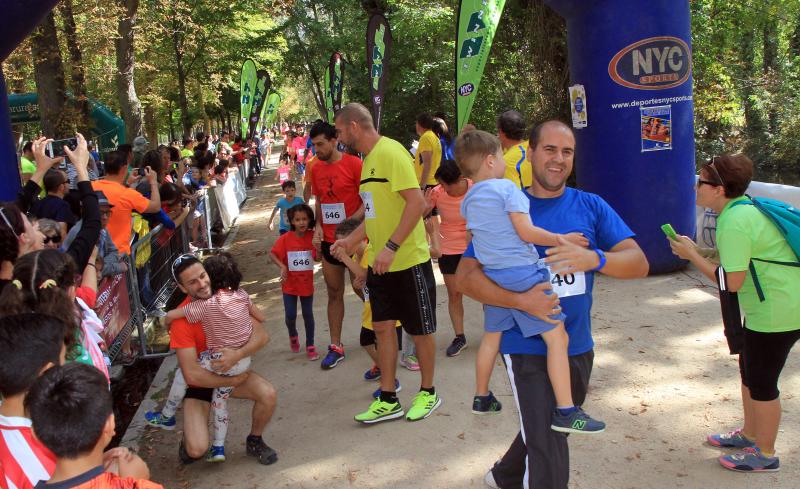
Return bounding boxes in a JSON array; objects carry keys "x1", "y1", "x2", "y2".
[{"x1": 670, "y1": 154, "x2": 800, "y2": 473}]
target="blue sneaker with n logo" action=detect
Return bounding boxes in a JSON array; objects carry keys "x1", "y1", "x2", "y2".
[{"x1": 551, "y1": 407, "x2": 605, "y2": 434}]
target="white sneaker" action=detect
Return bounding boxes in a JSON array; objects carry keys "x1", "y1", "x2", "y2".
[{"x1": 484, "y1": 468, "x2": 499, "y2": 488}]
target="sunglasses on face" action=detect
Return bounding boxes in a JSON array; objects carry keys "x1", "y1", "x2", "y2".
[
  {"x1": 171, "y1": 253, "x2": 197, "y2": 281},
  {"x1": 44, "y1": 233, "x2": 62, "y2": 245}
]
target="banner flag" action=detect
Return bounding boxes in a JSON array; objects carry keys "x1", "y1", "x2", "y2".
[
  {"x1": 239, "y1": 59, "x2": 258, "y2": 137},
  {"x1": 328, "y1": 52, "x2": 344, "y2": 123},
  {"x1": 455, "y1": 0, "x2": 506, "y2": 133},
  {"x1": 366, "y1": 14, "x2": 392, "y2": 131},
  {"x1": 248, "y1": 69, "x2": 271, "y2": 139},
  {"x1": 260, "y1": 91, "x2": 282, "y2": 131}
]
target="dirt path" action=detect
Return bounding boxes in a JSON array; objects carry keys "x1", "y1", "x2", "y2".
[{"x1": 135, "y1": 163, "x2": 800, "y2": 488}]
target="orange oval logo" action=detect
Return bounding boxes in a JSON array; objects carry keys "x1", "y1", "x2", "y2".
[{"x1": 608, "y1": 36, "x2": 692, "y2": 90}]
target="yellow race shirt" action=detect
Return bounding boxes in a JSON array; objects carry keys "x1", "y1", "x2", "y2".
[
  {"x1": 503, "y1": 140, "x2": 532, "y2": 189},
  {"x1": 360, "y1": 137, "x2": 430, "y2": 272},
  {"x1": 414, "y1": 130, "x2": 442, "y2": 186}
]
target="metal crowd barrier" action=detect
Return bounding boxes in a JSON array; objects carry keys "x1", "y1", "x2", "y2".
[{"x1": 96, "y1": 190, "x2": 215, "y2": 363}]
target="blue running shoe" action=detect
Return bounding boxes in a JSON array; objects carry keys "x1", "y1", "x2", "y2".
[
  {"x1": 719, "y1": 447, "x2": 779, "y2": 472},
  {"x1": 321, "y1": 344, "x2": 345, "y2": 370},
  {"x1": 206, "y1": 445, "x2": 226, "y2": 463},
  {"x1": 364, "y1": 365, "x2": 381, "y2": 381},
  {"x1": 372, "y1": 379, "x2": 401, "y2": 399},
  {"x1": 144, "y1": 410, "x2": 176, "y2": 430},
  {"x1": 707, "y1": 429, "x2": 756, "y2": 448},
  {"x1": 551, "y1": 407, "x2": 605, "y2": 434}
]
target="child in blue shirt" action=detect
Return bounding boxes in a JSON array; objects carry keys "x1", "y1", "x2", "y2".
[
  {"x1": 268, "y1": 180, "x2": 304, "y2": 235},
  {"x1": 455, "y1": 130, "x2": 604, "y2": 434}
]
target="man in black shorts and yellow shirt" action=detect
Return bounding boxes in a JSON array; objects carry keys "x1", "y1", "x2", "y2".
[{"x1": 333, "y1": 103, "x2": 441, "y2": 423}]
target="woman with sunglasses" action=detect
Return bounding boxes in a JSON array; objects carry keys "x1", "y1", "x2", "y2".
[
  {"x1": 35, "y1": 218, "x2": 62, "y2": 249},
  {"x1": 669, "y1": 154, "x2": 800, "y2": 473},
  {"x1": 0, "y1": 134, "x2": 100, "y2": 293}
]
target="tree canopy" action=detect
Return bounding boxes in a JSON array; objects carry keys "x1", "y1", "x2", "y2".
[{"x1": 5, "y1": 0, "x2": 800, "y2": 183}]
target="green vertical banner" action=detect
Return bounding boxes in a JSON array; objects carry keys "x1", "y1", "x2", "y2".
[
  {"x1": 366, "y1": 14, "x2": 392, "y2": 131},
  {"x1": 263, "y1": 91, "x2": 282, "y2": 128},
  {"x1": 455, "y1": 0, "x2": 506, "y2": 133},
  {"x1": 240, "y1": 59, "x2": 258, "y2": 137},
  {"x1": 248, "y1": 70, "x2": 271, "y2": 139},
  {"x1": 330, "y1": 52, "x2": 344, "y2": 120}
]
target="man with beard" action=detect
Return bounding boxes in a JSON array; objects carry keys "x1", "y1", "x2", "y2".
[
  {"x1": 169, "y1": 254, "x2": 279, "y2": 466},
  {"x1": 308, "y1": 121, "x2": 365, "y2": 370},
  {"x1": 457, "y1": 120, "x2": 649, "y2": 488}
]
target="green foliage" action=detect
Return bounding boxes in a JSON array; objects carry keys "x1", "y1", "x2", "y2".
[{"x1": 6, "y1": 0, "x2": 800, "y2": 185}]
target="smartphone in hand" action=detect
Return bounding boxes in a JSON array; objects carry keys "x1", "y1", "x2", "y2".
[{"x1": 46, "y1": 137, "x2": 78, "y2": 158}]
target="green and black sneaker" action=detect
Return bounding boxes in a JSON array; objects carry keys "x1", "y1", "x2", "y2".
[{"x1": 354, "y1": 399, "x2": 404, "y2": 424}]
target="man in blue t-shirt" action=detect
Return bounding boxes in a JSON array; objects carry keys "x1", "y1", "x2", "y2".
[{"x1": 457, "y1": 120, "x2": 649, "y2": 489}]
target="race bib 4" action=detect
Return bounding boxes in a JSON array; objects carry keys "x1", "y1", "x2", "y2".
[{"x1": 360, "y1": 191, "x2": 376, "y2": 219}]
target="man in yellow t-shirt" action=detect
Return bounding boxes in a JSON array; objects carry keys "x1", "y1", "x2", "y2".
[
  {"x1": 20, "y1": 141, "x2": 36, "y2": 184},
  {"x1": 333, "y1": 102, "x2": 440, "y2": 425},
  {"x1": 414, "y1": 113, "x2": 442, "y2": 188},
  {"x1": 497, "y1": 110, "x2": 532, "y2": 189}
]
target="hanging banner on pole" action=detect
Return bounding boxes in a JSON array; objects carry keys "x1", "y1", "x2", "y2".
[
  {"x1": 240, "y1": 59, "x2": 258, "y2": 138},
  {"x1": 366, "y1": 14, "x2": 392, "y2": 131},
  {"x1": 455, "y1": 0, "x2": 506, "y2": 133},
  {"x1": 248, "y1": 70, "x2": 271, "y2": 140}
]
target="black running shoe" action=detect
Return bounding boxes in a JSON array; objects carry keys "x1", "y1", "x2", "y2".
[
  {"x1": 246, "y1": 437, "x2": 278, "y2": 465},
  {"x1": 446, "y1": 335, "x2": 467, "y2": 357}
]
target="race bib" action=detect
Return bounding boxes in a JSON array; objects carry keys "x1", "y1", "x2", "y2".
[
  {"x1": 298, "y1": 148, "x2": 305, "y2": 158},
  {"x1": 279, "y1": 171, "x2": 289, "y2": 181},
  {"x1": 538, "y1": 259, "x2": 586, "y2": 298},
  {"x1": 360, "y1": 191, "x2": 376, "y2": 219},
  {"x1": 321, "y1": 202, "x2": 346, "y2": 224},
  {"x1": 288, "y1": 251, "x2": 314, "y2": 271}
]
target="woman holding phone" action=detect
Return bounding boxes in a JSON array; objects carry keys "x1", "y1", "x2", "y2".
[{"x1": 669, "y1": 154, "x2": 800, "y2": 473}]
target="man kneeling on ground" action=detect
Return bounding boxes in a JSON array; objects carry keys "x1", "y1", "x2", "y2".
[{"x1": 169, "y1": 254, "x2": 278, "y2": 465}]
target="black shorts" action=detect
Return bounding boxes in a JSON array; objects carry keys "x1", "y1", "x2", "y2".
[
  {"x1": 738, "y1": 327, "x2": 800, "y2": 401},
  {"x1": 367, "y1": 260, "x2": 436, "y2": 336},
  {"x1": 359, "y1": 325, "x2": 404, "y2": 349},
  {"x1": 185, "y1": 387, "x2": 213, "y2": 403},
  {"x1": 321, "y1": 241, "x2": 345, "y2": 267},
  {"x1": 437, "y1": 253, "x2": 462, "y2": 275}
]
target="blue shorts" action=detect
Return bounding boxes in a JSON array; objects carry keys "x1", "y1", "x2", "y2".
[{"x1": 483, "y1": 264, "x2": 565, "y2": 337}]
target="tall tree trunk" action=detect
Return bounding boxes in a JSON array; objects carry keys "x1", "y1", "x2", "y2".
[
  {"x1": 763, "y1": 19, "x2": 779, "y2": 141},
  {"x1": 59, "y1": 0, "x2": 91, "y2": 136},
  {"x1": 170, "y1": 13, "x2": 191, "y2": 139},
  {"x1": 144, "y1": 104, "x2": 158, "y2": 148},
  {"x1": 167, "y1": 100, "x2": 176, "y2": 143},
  {"x1": 196, "y1": 83, "x2": 211, "y2": 137},
  {"x1": 31, "y1": 12, "x2": 73, "y2": 138},
  {"x1": 115, "y1": 0, "x2": 143, "y2": 143}
]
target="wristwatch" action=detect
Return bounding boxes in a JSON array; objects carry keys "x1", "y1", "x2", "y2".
[{"x1": 591, "y1": 248, "x2": 606, "y2": 272}]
